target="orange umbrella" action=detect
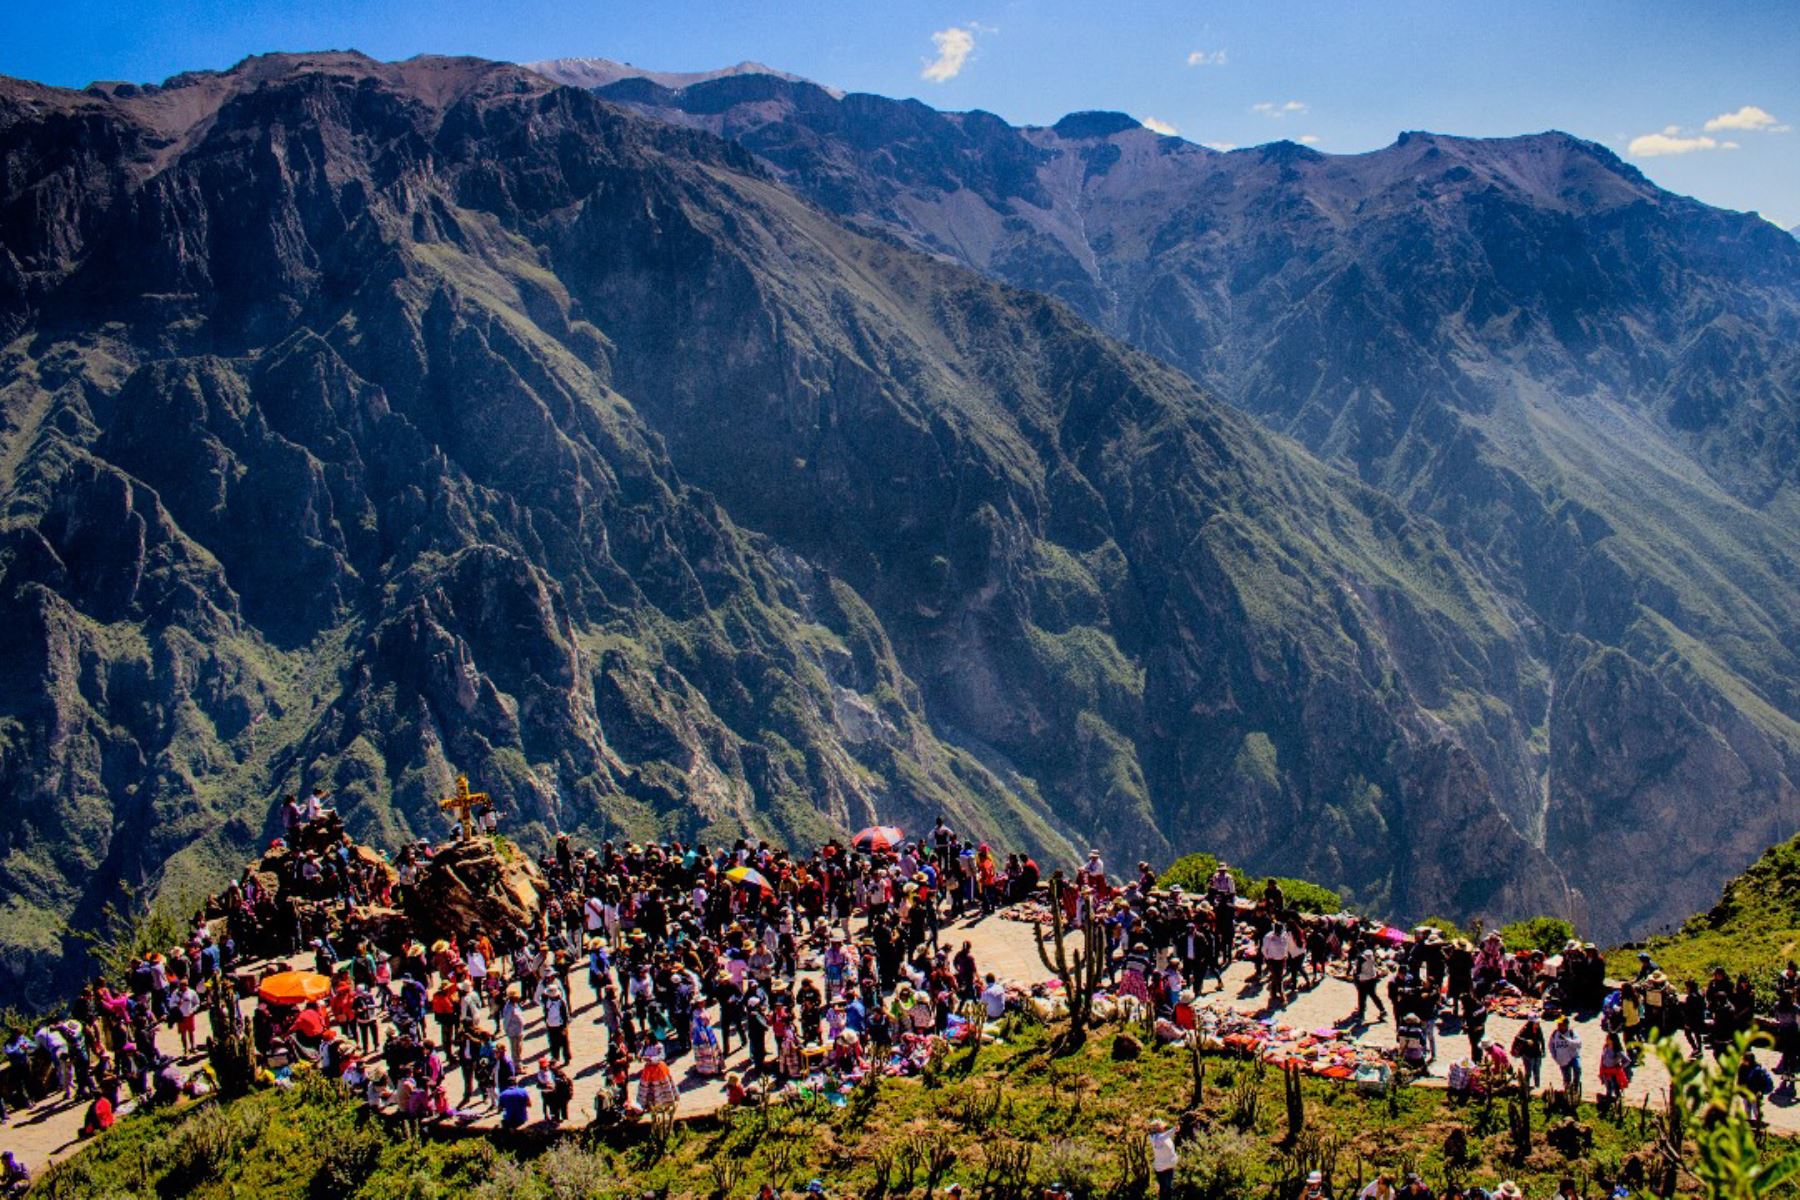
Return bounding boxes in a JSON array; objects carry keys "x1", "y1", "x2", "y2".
[{"x1": 257, "y1": 970, "x2": 331, "y2": 1006}]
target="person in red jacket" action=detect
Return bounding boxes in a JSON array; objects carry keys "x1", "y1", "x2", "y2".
[{"x1": 80, "y1": 1094, "x2": 114, "y2": 1136}]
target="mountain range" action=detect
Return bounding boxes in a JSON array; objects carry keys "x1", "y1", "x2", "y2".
[
  {"x1": 545, "y1": 62, "x2": 1800, "y2": 934},
  {"x1": 0, "y1": 51, "x2": 1796, "y2": 1002}
]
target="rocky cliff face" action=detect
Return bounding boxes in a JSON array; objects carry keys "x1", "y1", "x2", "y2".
[
  {"x1": 570, "y1": 67, "x2": 1800, "y2": 945},
  {"x1": 0, "y1": 52, "x2": 1596, "y2": 1001}
]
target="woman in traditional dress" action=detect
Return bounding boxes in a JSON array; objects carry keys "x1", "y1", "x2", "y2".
[
  {"x1": 636, "y1": 1043, "x2": 678, "y2": 1110},
  {"x1": 822, "y1": 929, "x2": 851, "y2": 998},
  {"x1": 691, "y1": 1006, "x2": 724, "y2": 1076},
  {"x1": 1118, "y1": 942, "x2": 1153, "y2": 1005},
  {"x1": 775, "y1": 1001, "x2": 806, "y2": 1079}
]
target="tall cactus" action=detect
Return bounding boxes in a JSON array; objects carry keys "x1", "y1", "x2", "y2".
[
  {"x1": 1284, "y1": 1061, "x2": 1307, "y2": 1143},
  {"x1": 1033, "y1": 874, "x2": 1108, "y2": 1049},
  {"x1": 1507, "y1": 1065, "x2": 1534, "y2": 1162}
]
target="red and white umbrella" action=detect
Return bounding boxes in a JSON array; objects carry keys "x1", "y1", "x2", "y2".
[{"x1": 852, "y1": 825, "x2": 904, "y2": 852}]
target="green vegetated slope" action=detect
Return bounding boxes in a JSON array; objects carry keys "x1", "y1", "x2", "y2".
[
  {"x1": 1610, "y1": 830, "x2": 1800, "y2": 988},
  {"x1": 0, "y1": 53, "x2": 1570, "y2": 1003},
  {"x1": 35, "y1": 1021, "x2": 1667, "y2": 1200}
]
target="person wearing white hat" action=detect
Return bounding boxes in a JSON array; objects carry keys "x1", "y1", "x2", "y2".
[
  {"x1": 1302, "y1": 1170, "x2": 1330, "y2": 1198},
  {"x1": 540, "y1": 980, "x2": 571, "y2": 1064}
]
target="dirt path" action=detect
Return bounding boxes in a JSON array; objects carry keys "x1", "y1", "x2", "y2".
[{"x1": 6, "y1": 914, "x2": 1792, "y2": 1175}]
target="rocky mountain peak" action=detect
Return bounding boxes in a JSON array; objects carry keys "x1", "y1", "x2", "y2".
[
  {"x1": 1048, "y1": 110, "x2": 1144, "y2": 140},
  {"x1": 526, "y1": 55, "x2": 841, "y2": 97}
]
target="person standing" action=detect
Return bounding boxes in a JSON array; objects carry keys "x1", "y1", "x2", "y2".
[
  {"x1": 1148, "y1": 1117, "x2": 1178, "y2": 1200},
  {"x1": 541, "y1": 982, "x2": 572, "y2": 1065},
  {"x1": 1549, "y1": 1018, "x2": 1582, "y2": 1098},
  {"x1": 1681, "y1": 978, "x2": 1708, "y2": 1055},
  {"x1": 1510, "y1": 1017, "x2": 1545, "y2": 1091},
  {"x1": 171, "y1": 982, "x2": 201, "y2": 1056},
  {"x1": 1349, "y1": 939, "x2": 1387, "y2": 1024},
  {"x1": 1599, "y1": 1031, "x2": 1631, "y2": 1107},
  {"x1": 499, "y1": 986, "x2": 526, "y2": 1066},
  {"x1": 33, "y1": 1024, "x2": 71, "y2": 1101},
  {"x1": 745, "y1": 987, "x2": 771, "y2": 1074},
  {"x1": 1458, "y1": 990, "x2": 1487, "y2": 1060},
  {"x1": 1261, "y1": 924, "x2": 1290, "y2": 1008}
]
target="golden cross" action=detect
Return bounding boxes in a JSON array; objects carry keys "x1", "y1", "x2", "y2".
[{"x1": 437, "y1": 774, "x2": 489, "y2": 840}]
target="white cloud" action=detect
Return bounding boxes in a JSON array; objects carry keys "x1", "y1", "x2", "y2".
[
  {"x1": 921, "y1": 26, "x2": 976, "y2": 83},
  {"x1": 1704, "y1": 105, "x2": 1781, "y2": 132},
  {"x1": 1252, "y1": 100, "x2": 1308, "y2": 118},
  {"x1": 1201, "y1": 141, "x2": 1236, "y2": 152},
  {"x1": 1628, "y1": 130, "x2": 1722, "y2": 156},
  {"x1": 1186, "y1": 49, "x2": 1227, "y2": 66},
  {"x1": 1141, "y1": 117, "x2": 1180, "y2": 136},
  {"x1": 1297, "y1": 134, "x2": 1321, "y2": 145}
]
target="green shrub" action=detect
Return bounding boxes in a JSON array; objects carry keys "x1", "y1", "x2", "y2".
[
  {"x1": 308, "y1": 1120, "x2": 385, "y2": 1200},
  {"x1": 536, "y1": 1141, "x2": 618, "y2": 1200},
  {"x1": 1159, "y1": 852, "x2": 1237, "y2": 895},
  {"x1": 1173, "y1": 1128, "x2": 1263, "y2": 1199},
  {"x1": 1499, "y1": 916, "x2": 1575, "y2": 954},
  {"x1": 1158, "y1": 854, "x2": 1341, "y2": 912},
  {"x1": 1036, "y1": 1138, "x2": 1105, "y2": 1199},
  {"x1": 1264, "y1": 877, "x2": 1343, "y2": 914}
]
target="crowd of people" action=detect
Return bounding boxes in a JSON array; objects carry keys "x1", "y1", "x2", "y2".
[{"x1": 3, "y1": 808, "x2": 1795, "y2": 1198}]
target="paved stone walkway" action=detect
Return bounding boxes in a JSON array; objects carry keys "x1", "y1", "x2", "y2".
[{"x1": 6, "y1": 913, "x2": 1794, "y2": 1176}]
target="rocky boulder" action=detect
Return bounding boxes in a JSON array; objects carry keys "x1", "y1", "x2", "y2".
[{"x1": 403, "y1": 837, "x2": 548, "y2": 943}]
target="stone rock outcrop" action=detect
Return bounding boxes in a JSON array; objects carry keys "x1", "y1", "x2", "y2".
[{"x1": 402, "y1": 838, "x2": 549, "y2": 945}]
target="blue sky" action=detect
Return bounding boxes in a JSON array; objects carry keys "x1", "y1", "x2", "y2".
[{"x1": 4, "y1": 0, "x2": 1796, "y2": 227}]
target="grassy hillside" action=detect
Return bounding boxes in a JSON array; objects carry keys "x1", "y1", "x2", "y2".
[
  {"x1": 35, "y1": 1019, "x2": 1671, "y2": 1199},
  {"x1": 1607, "y1": 831, "x2": 1800, "y2": 988}
]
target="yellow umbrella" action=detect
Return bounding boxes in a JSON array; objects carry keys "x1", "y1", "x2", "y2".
[{"x1": 725, "y1": 866, "x2": 773, "y2": 894}]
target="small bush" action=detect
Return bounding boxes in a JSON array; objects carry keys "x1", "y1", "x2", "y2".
[
  {"x1": 1499, "y1": 916, "x2": 1576, "y2": 954},
  {"x1": 1158, "y1": 854, "x2": 1341, "y2": 912},
  {"x1": 537, "y1": 1141, "x2": 617, "y2": 1200},
  {"x1": 1263, "y1": 876, "x2": 1343, "y2": 914},
  {"x1": 1037, "y1": 1138, "x2": 1105, "y2": 1199},
  {"x1": 1160, "y1": 853, "x2": 1240, "y2": 895},
  {"x1": 309, "y1": 1121, "x2": 384, "y2": 1200},
  {"x1": 468, "y1": 1155, "x2": 535, "y2": 1200},
  {"x1": 1174, "y1": 1128, "x2": 1263, "y2": 1200}
]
